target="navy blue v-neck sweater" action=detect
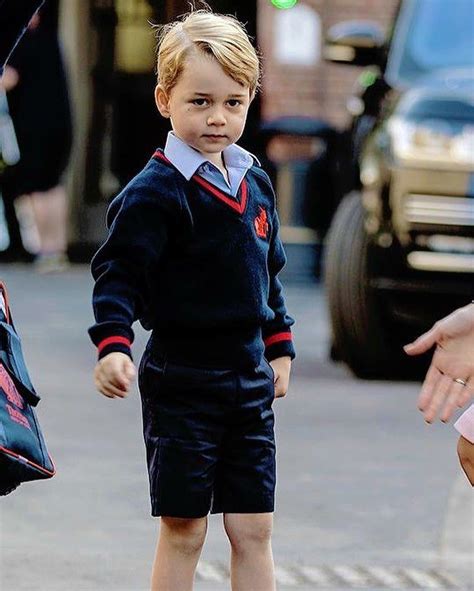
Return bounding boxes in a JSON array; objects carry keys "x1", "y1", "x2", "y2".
[{"x1": 89, "y1": 149, "x2": 295, "y2": 369}]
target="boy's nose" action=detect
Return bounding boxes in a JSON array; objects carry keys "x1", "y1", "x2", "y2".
[{"x1": 207, "y1": 111, "x2": 226, "y2": 126}]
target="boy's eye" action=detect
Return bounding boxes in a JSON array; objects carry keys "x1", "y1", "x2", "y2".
[
  {"x1": 227, "y1": 100, "x2": 242, "y2": 107},
  {"x1": 191, "y1": 98, "x2": 208, "y2": 106}
]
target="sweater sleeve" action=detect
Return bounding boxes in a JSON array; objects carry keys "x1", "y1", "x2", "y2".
[
  {"x1": 88, "y1": 186, "x2": 169, "y2": 360},
  {"x1": 263, "y1": 208, "x2": 296, "y2": 361}
]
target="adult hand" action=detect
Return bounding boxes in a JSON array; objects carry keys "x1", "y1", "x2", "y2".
[{"x1": 404, "y1": 303, "x2": 474, "y2": 423}]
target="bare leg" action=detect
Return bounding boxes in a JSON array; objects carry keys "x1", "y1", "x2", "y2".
[
  {"x1": 151, "y1": 516, "x2": 207, "y2": 591},
  {"x1": 29, "y1": 185, "x2": 68, "y2": 255},
  {"x1": 1, "y1": 191, "x2": 26, "y2": 254},
  {"x1": 14, "y1": 195, "x2": 40, "y2": 253},
  {"x1": 224, "y1": 513, "x2": 276, "y2": 591}
]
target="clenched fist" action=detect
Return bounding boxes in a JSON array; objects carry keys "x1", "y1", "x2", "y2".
[{"x1": 94, "y1": 352, "x2": 136, "y2": 399}]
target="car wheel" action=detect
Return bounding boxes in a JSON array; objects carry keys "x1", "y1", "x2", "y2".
[{"x1": 323, "y1": 192, "x2": 415, "y2": 379}]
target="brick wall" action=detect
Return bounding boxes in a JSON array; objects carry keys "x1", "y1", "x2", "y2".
[{"x1": 257, "y1": 0, "x2": 398, "y2": 130}]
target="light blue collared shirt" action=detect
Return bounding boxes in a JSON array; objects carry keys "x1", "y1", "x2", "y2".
[{"x1": 164, "y1": 132, "x2": 260, "y2": 197}]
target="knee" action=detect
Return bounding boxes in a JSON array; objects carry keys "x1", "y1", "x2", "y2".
[
  {"x1": 224, "y1": 515, "x2": 273, "y2": 554},
  {"x1": 161, "y1": 517, "x2": 207, "y2": 555}
]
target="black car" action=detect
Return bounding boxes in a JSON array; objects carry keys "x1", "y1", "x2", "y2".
[{"x1": 322, "y1": 0, "x2": 474, "y2": 378}]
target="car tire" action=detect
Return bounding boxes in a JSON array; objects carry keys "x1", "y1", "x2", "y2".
[{"x1": 324, "y1": 192, "x2": 413, "y2": 379}]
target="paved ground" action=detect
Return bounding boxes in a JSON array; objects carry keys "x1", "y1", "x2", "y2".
[{"x1": 0, "y1": 266, "x2": 472, "y2": 591}]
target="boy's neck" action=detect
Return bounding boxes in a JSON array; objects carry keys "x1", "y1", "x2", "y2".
[
  {"x1": 205, "y1": 151, "x2": 228, "y2": 180},
  {"x1": 204, "y1": 151, "x2": 224, "y2": 168}
]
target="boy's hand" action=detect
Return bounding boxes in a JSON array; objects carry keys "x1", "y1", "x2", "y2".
[
  {"x1": 269, "y1": 356, "x2": 292, "y2": 398},
  {"x1": 94, "y1": 352, "x2": 136, "y2": 399}
]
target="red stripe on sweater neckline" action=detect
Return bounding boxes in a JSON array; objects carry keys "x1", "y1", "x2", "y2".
[
  {"x1": 153, "y1": 149, "x2": 248, "y2": 215},
  {"x1": 192, "y1": 174, "x2": 247, "y2": 215}
]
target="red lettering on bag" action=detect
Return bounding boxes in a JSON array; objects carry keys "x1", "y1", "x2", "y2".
[
  {"x1": 0, "y1": 364, "x2": 24, "y2": 409},
  {"x1": 6, "y1": 404, "x2": 31, "y2": 430}
]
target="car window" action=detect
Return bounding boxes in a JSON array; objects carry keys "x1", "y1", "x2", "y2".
[{"x1": 386, "y1": 0, "x2": 474, "y2": 86}]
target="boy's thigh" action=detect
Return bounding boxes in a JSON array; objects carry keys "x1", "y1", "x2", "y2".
[
  {"x1": 139, "y1": 352, "x2": 235, "y2": 440},
  {"x1": 148, "y1": 435, "x2": 219, "y2": 516},
  {"x1": 211, "y1": 427, "x2": 276, "y2": 514},
  {"x1": 212, "y1": 358, "x2": 276, "y2": 515},
  {"x1": 140, "y1": 355, "x2": 236, "y2": 517}
]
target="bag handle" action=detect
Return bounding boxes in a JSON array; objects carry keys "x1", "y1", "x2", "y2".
[{"x1": 0, "y1": 281, "x2": 11, "y2": 325}]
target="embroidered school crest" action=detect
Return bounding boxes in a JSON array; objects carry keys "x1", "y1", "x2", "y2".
[{"x1": 254, "y1": 207, "x2": 269, "y2": 239}]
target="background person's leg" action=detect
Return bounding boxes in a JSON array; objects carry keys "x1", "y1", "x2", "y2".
[
  {"x1": 28, "y1": 184, "x2": 69, "y2": 271},
  {"x1": 0, "y1": 190, "x2": 32, "y2": 261},
  {"x1": 29, "y1": 184, "x2": 68, "y2": 255}
]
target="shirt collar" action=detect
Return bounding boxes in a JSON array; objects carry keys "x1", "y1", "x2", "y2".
[{"x1": 164, "y1": 131, "x2": 260, "y2": 180}]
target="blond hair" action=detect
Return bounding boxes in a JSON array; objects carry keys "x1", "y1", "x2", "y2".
[{"x1": 155, "y1": 8, "x2": 261, "y2": 96}]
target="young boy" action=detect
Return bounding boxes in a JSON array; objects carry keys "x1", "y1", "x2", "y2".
[{"x1": 89, "y1": 8, "x2": 295, "y2": 591}]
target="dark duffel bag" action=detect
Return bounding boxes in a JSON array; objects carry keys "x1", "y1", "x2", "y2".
[{"x1": 0, "y1": 281, "x2": 55, "y2": 496}]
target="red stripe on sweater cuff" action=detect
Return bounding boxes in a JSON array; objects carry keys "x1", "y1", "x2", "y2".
[
  {"x1": 97, "y1": 336, "x2": 131, "y2": 354},
  {"x1": 264, "y1": 332, "x2": 292, "y2": 347}
]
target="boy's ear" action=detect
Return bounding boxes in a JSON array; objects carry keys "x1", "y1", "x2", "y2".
[{"x1": 155, "y1": 85, "x2": 170, "y2": 118}]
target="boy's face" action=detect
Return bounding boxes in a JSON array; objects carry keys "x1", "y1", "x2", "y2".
[{"x1": 155, "y1": 51, "x2": 253, "y2": 165}]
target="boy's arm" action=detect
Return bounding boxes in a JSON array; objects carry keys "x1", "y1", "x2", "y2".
[
  {"x1": 88, "y1": 188, "x2": 169, "y2": 360},
  {"x1": 263, "y1": 208, "x2": 295, "y2": 362}
]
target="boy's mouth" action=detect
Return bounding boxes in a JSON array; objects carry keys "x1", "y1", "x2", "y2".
[{"x1": 203, "y1": 134, "x2": 226, "y2": 139}]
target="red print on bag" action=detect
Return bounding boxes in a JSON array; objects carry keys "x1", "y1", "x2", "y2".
[
  {"x1": 254, "y1": 207, "x2": 269, "y2": 239},
  {"x1": 0, "y1": 363, "x2": 24, "y2": 409},
  {"x1": 6, "y1": 404, "x2": 31, "y2": 430}
]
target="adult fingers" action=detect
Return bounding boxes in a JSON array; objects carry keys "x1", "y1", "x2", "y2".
[
  {"x1": 418, "y1": 364, "x2": 442, "y2": 411},
  {"x1": 440, "y1": 380, "x2": 468, "y2": 422},
  {"x1": 423, "y1": 373, "x2": 453, "y2": 423},
  {"x1": 457, "y1": 378, "x2": 474, "y2": 408},
  {"x1": 404, "y1": 325, "x2": 439, "y2": 356}
]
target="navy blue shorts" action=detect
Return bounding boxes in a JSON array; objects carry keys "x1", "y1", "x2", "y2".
[{"x1": 138, "y1": 342, "x2": 276, "y2": 518}]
